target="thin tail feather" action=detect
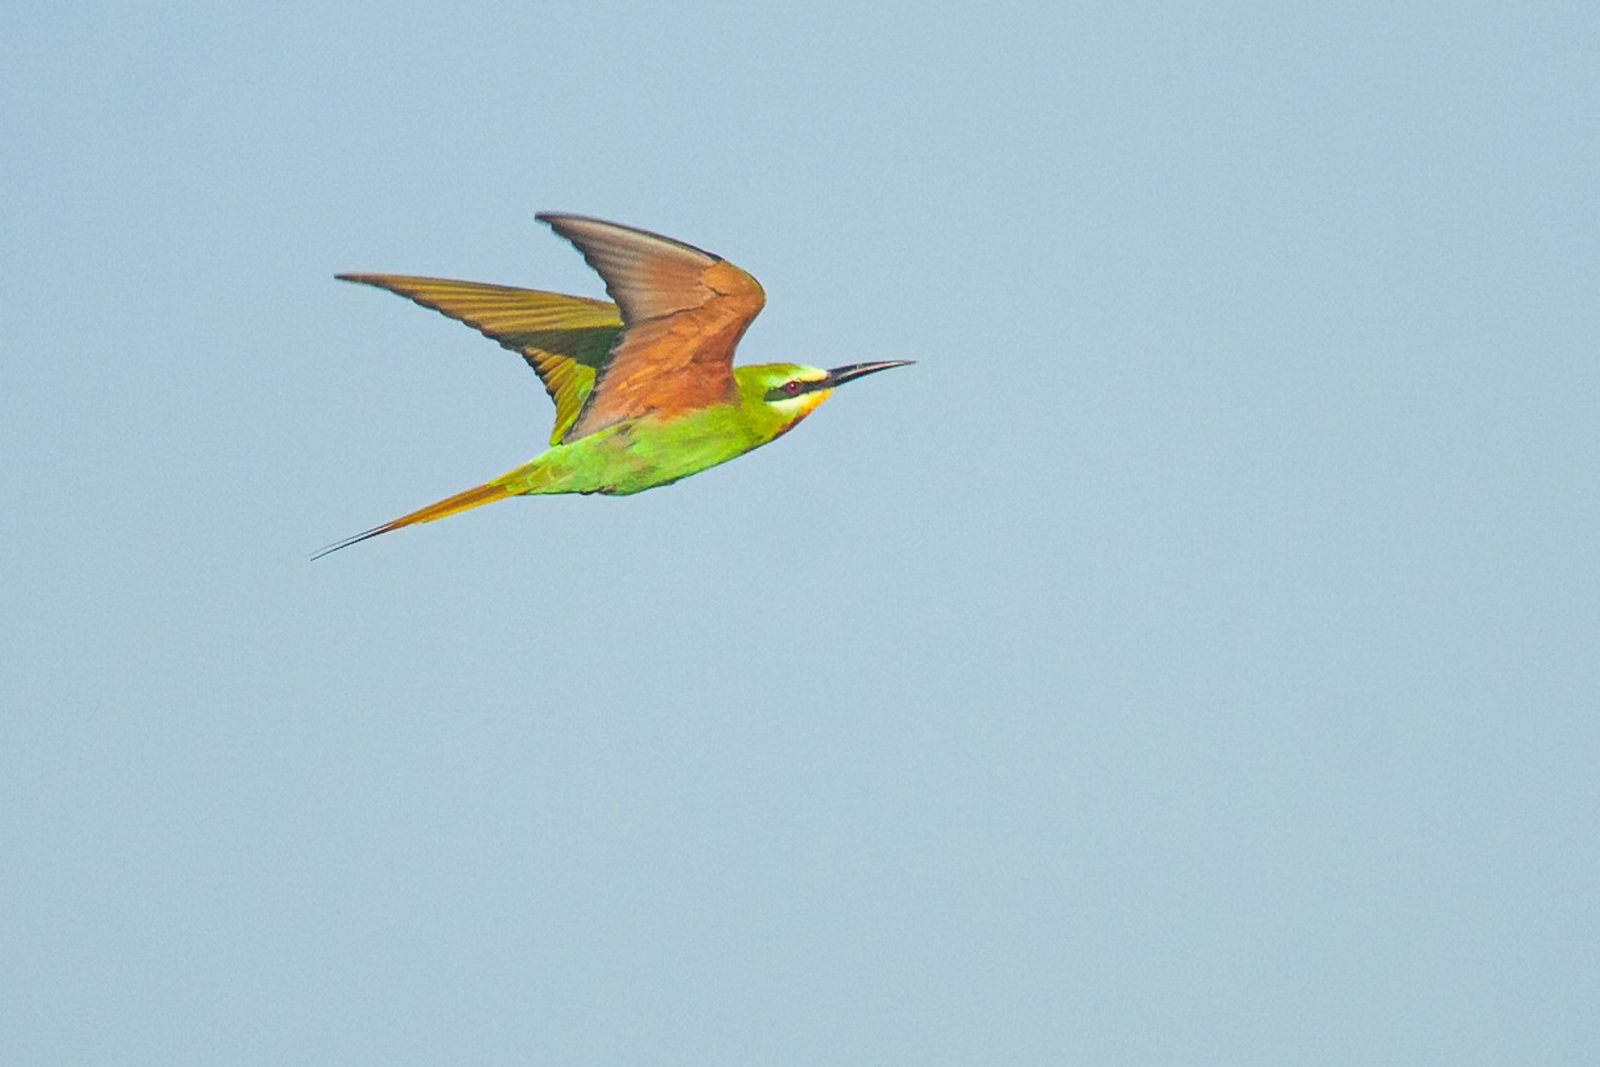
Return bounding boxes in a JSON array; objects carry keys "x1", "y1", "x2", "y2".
[{"x1": 312, "y1": 479, "x2": 514, "y2": 560}]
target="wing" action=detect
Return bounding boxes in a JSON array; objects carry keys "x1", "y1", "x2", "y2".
[
  {"x1": 536, "y1": 214, "x2": 766, "y2": 441},
  {"x1": 336, "y1": 273, "x2": 622, "y2": 444}
]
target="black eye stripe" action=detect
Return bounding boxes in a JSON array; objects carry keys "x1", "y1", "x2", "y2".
[{"x1": 764, "y1": 378, "x2": 822, "y2": 402}]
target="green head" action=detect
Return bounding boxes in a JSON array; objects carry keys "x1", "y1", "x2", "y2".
[{"x1": 736, "y1": 360, "x2": 915, "y2": 431}]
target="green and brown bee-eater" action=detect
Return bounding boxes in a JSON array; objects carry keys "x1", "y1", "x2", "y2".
[{"x1": 315, "y1": 214, "x2": 911, "y2": 558}]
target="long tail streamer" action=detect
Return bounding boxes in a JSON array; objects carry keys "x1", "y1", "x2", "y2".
[{"x1": 312, "y1": 480, "x2": 513, "y2": 559}]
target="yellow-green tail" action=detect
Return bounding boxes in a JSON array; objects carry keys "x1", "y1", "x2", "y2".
[{"x1": 312, "y1": 478, "x2": 515, "y2": 559}]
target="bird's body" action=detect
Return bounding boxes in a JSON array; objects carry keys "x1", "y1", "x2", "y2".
[{"x1": 316, "y1": 215, "x2": 909, "y2": 557}]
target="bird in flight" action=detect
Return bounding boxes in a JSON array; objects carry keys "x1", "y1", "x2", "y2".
[{"x1": 315, "y1": 213, "x2": 912, "y2": 558}]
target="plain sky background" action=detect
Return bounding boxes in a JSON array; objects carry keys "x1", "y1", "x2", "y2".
[{"x1": 3, "y1": 2, "x2": 1596, "y2": 1063}]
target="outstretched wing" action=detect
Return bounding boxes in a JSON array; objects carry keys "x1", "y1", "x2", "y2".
[
  {"x1": 336, "y1": 274, "x2": 622, "y2": 444},
  {"x1": 537, "y1": 214, "x2": 766, "y2": 441}
]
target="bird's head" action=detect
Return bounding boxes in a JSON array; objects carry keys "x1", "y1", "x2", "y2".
[{"x1": 742, "y1": 360, "x2": 914, "y2": 429}]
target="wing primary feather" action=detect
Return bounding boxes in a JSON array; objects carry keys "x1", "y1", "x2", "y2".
[{"x1": 335, "y1": 272, "x2": 620, "y2": 442}]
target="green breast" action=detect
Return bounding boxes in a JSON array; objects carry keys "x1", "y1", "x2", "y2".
[{"x1": 518, "y1": 402, "x2": 782, "y2": 496}]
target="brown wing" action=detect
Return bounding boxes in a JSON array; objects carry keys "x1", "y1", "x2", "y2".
[{"x1": 537, "y1": 214, "x2": 766, "y2": 441}]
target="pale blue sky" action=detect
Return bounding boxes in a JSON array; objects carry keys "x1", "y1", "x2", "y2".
[{"x1": 3, "y1": 2, "x2": 1597, "y2": 1063}]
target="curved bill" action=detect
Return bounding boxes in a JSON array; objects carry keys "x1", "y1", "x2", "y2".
[{"x1": 823, "y1": 360, "x2": 915, "y2": 388}]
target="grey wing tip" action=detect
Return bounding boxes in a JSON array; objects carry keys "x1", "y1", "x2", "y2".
[
  {"x1": 535, "y1": 212, "x2": 722, "y2": 262},
  {"x1": 535, "y1": 211, "x2": 587, "y2": 228}
]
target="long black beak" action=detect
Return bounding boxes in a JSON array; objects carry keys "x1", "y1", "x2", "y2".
[{"x1": 823, "y1": 360, "x2": 915, "y2": 388}]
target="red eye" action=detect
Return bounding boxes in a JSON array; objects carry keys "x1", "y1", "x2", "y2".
[{"x1": 784, "y1": 380, "x2": 803, "y2": 395}]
